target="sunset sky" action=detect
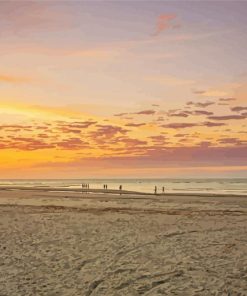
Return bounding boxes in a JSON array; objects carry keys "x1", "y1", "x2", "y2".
[{"x1": 0, "y1": 1, "x2": 246, "y2": 178}]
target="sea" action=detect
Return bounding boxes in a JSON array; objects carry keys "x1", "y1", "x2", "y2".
[{"x1": 0, "y1": 179, "x2": 246, "y2": 195}]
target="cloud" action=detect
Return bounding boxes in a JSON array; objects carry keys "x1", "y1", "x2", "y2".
[
  {"x1": 219, "y1": 98, "x2": 236, "y2": 102},
  {"x1": 149, "y1": 135, "x2": 169, "y2": 145},
  {"x1": 186, "y1": 101, "x2": 215, "y2": 108},
  {"x1": 119, "y1": 138, "x2": 147, "y2": 146},
  {"x1": 231, "y1": 106, "x2": 247, "y2": 112},
  {"x1": 168, "y1": 111, "x2": 190, "y2": 118},
  {"x1": 167, "y1": 109, "x2": 213, "y2": 117},
  {"x1": 198, "y1": 141, "x2": 212, "y2": 148},
  {"x1": 59, "y1": 127, "x2": 81, "y2": 134},
  {"x1": 125, "y1": 123, "x2": 146, "y2": 127},
  {"x1": 218, "y1": 138, "x2": 246, "y2": 145},
  {"x1": 193, "y1": 110, "x2": 214, "y2": 116},
  {"x1": 208, "y1": 115, "x2": 246, "y2": 121},
  {"x1": 162, "y1": 123, "x2": 198, "y2": 129},
  {"x1": 156, "y1": 117, "x2": 164, "y2": 122},
  {"x1": 134, "y1": 110, "x2": 156, "y2": 115},
  {"x1": 56, "y1": 138, "x2": 89, "y2": 150},
  {"x1": 153, "y1": 14, "x2": 177, "y2": 36},
  {"x1": 202, "y1": 121, "x2": 226, "y2": 127},
  {"x1": 2, "y1": 137, "x2": 55, "y2": 151},
  {"x1": 90, "y1": 125, "x2": 129, "y2": 142},
  {"x1": 0, "y1": 124, "x2": 33, "y2": 131},
  {"x1": 174, "y1": 133, "x2": 188, "y2": 137},
  {"x1": 58, "y1": 120, "x2": 97, "y2": 129},
  {"x1": 193, "y1": 90, "x2": 206, "y2": 95},
  {"x1": 115, "y1": 110, "x2": 156, "y2": 117},
  {"x1": 114, "y1": 113, "x2": 128, "y2": 117},
  {"x1": 162, "y1": 121, "x2": 227, "y2": 129}
]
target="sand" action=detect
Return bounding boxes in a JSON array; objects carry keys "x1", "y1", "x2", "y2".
[{"x1": 0, "y1": 188, "x2": 247, "y2": 295}]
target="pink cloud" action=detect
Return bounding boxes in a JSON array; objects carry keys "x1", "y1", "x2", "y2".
[
  {"x1": 193, "y1": 110, "x2": 214, "y2": 116},
  {"x1": 219, "y1": 138, "x2": 246, "y2": 145},
  {"x1": 153, "y1": 14, "x2": 177, "y2": 36},
  {"x1": 119, "y1": 138, "x2": 147, "y2": 146},
  {"x1": 186, "y1": 101, "x2": 215, "y2": 108},
  {"x1": 134, "y1": 110, "x2": 156, "y2": 115},
  {"x1": 58, "y1": 121, "x2": 97, "y2": 129},
  {"x1": 162, "y1": 123, "x2": 198, "y2": 129},
  {"x1": 90, "y1": 125, "x2": 129, "y2": 142},
  {"x1": 168, "y1": 111, "x2": 190, "y2": 118},
  {"x1": 231, "y1": 106, "x2": 247, "y2": 112},
  {"x1": 56, "y1": 138, "x2": 89, "y2": 150},
  {"x1": 208, "y1": 115, "x2": 246, "y2": 120},
  {"x1": 114, "y1": 113, "x2": 128, "y2": 117},
  {"x1": 2, "y1": 137, "x2": 55, "y2": 151},
  {"x1": 125, "y1": 123, "x2": 146, "y2": 127},
  {"x1": 202, "y1": 121, "x2": 226, "y2": 127}
]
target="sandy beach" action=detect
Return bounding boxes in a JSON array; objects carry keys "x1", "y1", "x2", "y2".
[{"x1": 0, "y1": 188, "x2": 247, "y2": 295}]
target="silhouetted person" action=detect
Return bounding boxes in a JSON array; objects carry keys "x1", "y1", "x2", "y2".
[
  {"x1": 119, "y1": 185, "x2": 122, "y2": 195},
  {"x1": 154, "y1": 186, "x2": 157, "y2": 195},
  {"x1": 106, "y1": 184, "x2": 108, "y2": 189},
  {"x1": 162, "y1": 186, "x2": 165, "y2": 193}
]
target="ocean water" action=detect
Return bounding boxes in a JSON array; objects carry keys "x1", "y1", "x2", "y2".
[{"x1": 0, "y1": 179, "x2": 246, "y2": 195}]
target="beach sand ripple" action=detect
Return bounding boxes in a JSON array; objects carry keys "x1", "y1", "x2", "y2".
[{"x1": 0, "y1": 189, "x2": 247, "y2": 295}]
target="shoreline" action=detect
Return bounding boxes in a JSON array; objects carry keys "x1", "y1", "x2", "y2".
[{"x1": 0, "y1": 185, "x2": 246, "y2": 197}]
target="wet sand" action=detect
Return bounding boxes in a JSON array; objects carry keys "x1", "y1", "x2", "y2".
[{"x1": 0, "y1": 188, "x2": 247, "y2": 295}]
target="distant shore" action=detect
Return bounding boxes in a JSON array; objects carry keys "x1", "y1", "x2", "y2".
[{"x1": 0, "y1": 185, "x2": 246, "y2": 197}]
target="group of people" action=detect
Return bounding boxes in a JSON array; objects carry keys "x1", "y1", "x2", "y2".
[
  {"x1": 81, "y1": 183, "x2": 89, "y2": 189},
  {"x1": 82, "y1": 184, "x2": 123, "y2": 191},
  {"x1": 81, "y1": 183, "x2": 163, "y2": 195},
  {"x1": 103, "y1": 184, "x2": 122, "y2": 190},
  {"x1": 154, "y1": 186, "x2": 165, "y2": 194}
]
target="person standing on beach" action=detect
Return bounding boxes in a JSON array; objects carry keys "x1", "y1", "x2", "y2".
[
  {"x1": 162, "y1": 186, "x2": 165, "y2": 193},
  {"x1": 154, "y1": 186, "x2": 157, "y2": 195},
  {"x1": 119, "y1": 185, "x2": 122, "y2": 195}
]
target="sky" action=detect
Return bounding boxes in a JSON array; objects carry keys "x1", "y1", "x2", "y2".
[{"x1": 0, "y1": 0, "x2": 246, "y2": 178}]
